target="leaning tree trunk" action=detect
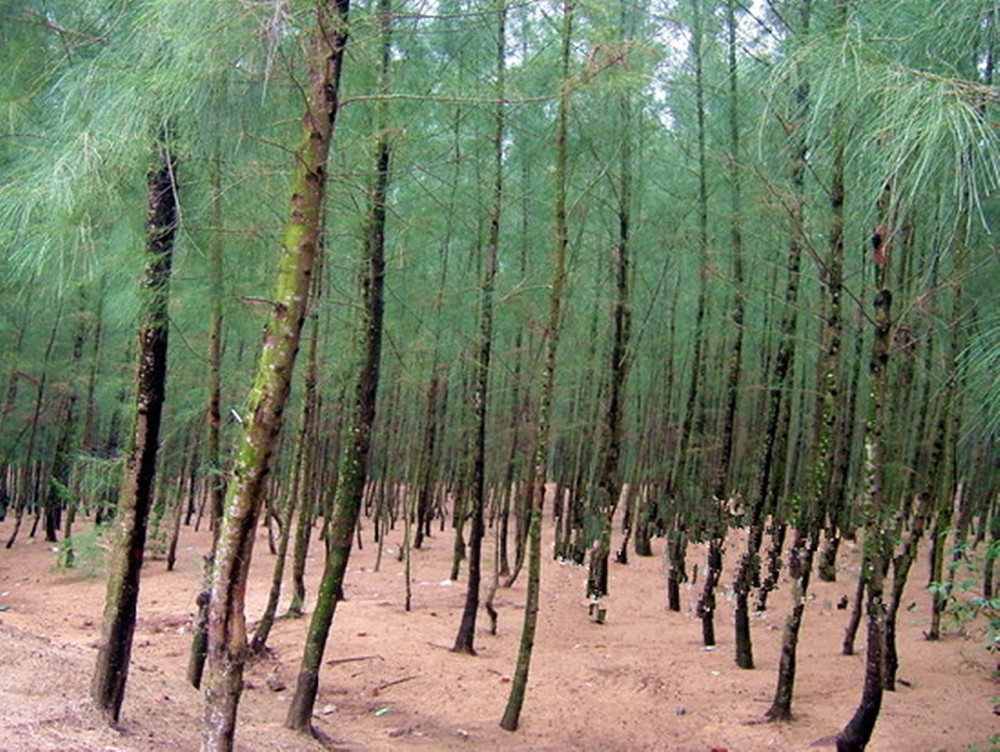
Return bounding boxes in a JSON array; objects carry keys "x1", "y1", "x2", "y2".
[
  {"x1": 499, "y1": 0, "x2": 573, "y2": 732},
  {"x1": 284, "y1": 2, "x2": 388, "y2": 729},
  {"x1": 92, "y1": 138, "x2": 177, "y2": 724},
  {"x1": 201, "y1": 4, "x2": 348, "y2": 748}
]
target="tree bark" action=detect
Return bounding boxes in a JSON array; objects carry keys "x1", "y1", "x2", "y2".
[
  {"x1": 453, "y1": 0, "x2": 504, "y2": 654},
  {"x1": 500, "y1": 0, "x2": 573, "y2": 731},
  {"x1": 835, "y1": 183, "x2": 895, "y2": 751},
  {"x1": 92, "y1": 138, "x2": 177, "y2": 724},
  {"x1": 201, "y1": 4, "x2": 348, "y2": 748},
  {"x1": 285, "y1": 0, "x2": 387, "y2": 728}
]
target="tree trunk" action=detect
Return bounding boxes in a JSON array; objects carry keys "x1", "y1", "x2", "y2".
[
  {"x1": 500, "y1": 0, "x2": 572, "y2": 731},
  {"x1": 284, "y1": 1, "x2": 387, "y2": 728},
  {"x1": 92, "y1": 138, "x2": 177, "y2": 724},
  {"x1": 927, "y1": 228, "x2": 967, "y2": 641},
  {"x1": 766, "y1": 529, "x2": 817, "y2": 720},
  {"x1": 453, "y1": 0, "x2": 504, "y2": 654},
  {"x1": 201, "y1": 4, "x2": 348, "y2": 747},
  {"x1": 835, "y1": 182, "x2": 895, "y2": 751},
  {"x1": 696, "y1": 0, "x2": 746, "y2": 645},
  {"x1": 732, "y1": 0, "x2": 808, "y2": 667},
  {"x1": 586, "y1": 68, "x2": 632, "y2": 602}
]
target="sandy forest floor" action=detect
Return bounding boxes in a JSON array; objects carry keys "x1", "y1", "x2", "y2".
[{"x1": 0, "y1": 509, "x2": 996, "y2": 752}]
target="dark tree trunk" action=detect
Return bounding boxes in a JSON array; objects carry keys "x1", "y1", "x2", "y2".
[
  {"x1": 756, "y1": 522, "x2": 787, "y2": 612},
  {"x1": 666, "y1": 525, "x2": 686, "y2": 612},
  {"x1": 92, "y1": 139, "x2": 177, "y2": 724},
  {"x1": 732, "y1": 0, "x2": 808, "y2": 666},
  {"x1": 586, "y1": 71, "x2": 632, "y2": 602},
  {"x1": 836, "y1": 181, "x2": 896, "y2": 751},
  {"x1": 453, "y1": 1, "x2": 504, "y2": 654},
  {"x1": 696, "y1": 0, "x2": 746, "y2": 645},
  {"x1": 766, "y1": 529, "x2": 817, "y2": 720}
]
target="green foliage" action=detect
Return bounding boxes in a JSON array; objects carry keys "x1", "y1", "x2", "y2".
[
  {"x1": 73, "y1": 452, "x2": 123, "y2": 513},
  {"x1": 960, "y1": 310, "x2": 1000, "y2": 442},
  {"x1": 54, "y1": 523, "x2": 111, "y2": 576},
  {"x1": 931, "y1": 540, "x2": 1000, "y2": 654},
  {"x1": 0, "y1": 0, "x2": 996, "y2": 629}
]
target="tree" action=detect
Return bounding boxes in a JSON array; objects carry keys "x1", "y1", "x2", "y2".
[
  {"x1": 284, "y1": 0, "x2": 391, "y2": 729},
  {"x1": 500, "y1": 0, "x2": 573, "y2": 732},
  {"x1": 453, "y1": 0, "x2": 506, "y2": 655},
  {"x1": 201, "y1": 2, "x2": 350, "y2": 747},
  {"x1": 92, "y1": 135, "x2": 177, "y2": 724}
]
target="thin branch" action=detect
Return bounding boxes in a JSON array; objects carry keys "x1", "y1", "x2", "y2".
[{"x1": 343, "y1": 93, "x2": 554, "y2": 106}]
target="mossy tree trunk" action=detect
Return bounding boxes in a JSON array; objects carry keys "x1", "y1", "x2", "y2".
[
  {"x1": 201, "y1": 3, "x2": 349, "y2": 748},
  {"x1": 284, "y1": 0, "x2": 388, "y2": 729}
]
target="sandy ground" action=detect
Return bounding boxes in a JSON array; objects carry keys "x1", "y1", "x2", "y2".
[{"x1": 0, "y1": 508, "x2": 996, "y2": 752}]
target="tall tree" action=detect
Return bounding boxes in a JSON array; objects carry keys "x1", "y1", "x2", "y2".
[
  {"x1": 284, "y1": 0, "x2": 390, "y2": 730},
  {"x1": 732, "y1": 0, "x2": 810, "y2": 670},
  {"x1": 697, "y1": 0, "x2": 746, "y2": 647},
  {"x1": 92, "y1": 135, "x2": 177, "y2": 723},
  {"x1": 201, "y1": 2, "x2": 350, "y2": 747},
  {"x1": 585, "y1": 55, "x2": 633, "y2": 601},
  {"x1": 453, "y1": 0, "x2": 506, "y2": 655},
  {"x1": 500, "y1": 0, "x2": 573, "y2": 732}
]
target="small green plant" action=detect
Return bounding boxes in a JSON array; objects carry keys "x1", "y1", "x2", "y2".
[
  {"x1": 967, "y1": 732, "x2": 1000, "y2": 752},
  {"x1": 932, "y1": 540, "x2": 1000, "y2": 658},
  {"x1": 54, "y1": 524, "x2": 111, "y2": 576}
]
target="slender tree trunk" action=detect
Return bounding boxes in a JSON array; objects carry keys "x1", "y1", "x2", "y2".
[
  {"x1": 284, "y1": 2, "x2": 387, "y2": 729},
  {"x1": 453, "y1": 0, "x2": 504, "y2": 654},
  {"x1": 842, "y1": 556, "x2": 866, "y2": 655},
  {"x1": 206, "y1": 149, "x2": 226, "y2": 534},
  {"x1": 48, "y1": 298, "x2": 87, "y2": 547},
  {"x1": 732, "y1": 32, "x2": 807, "y2": 664},
  {"x1": 499, "y1": 0, "x2": 572, "y2": 731},
  {"x1": 835, "y1": 183, "x2": 895, "y2": 752},
  {"x1": 187, "y1": 140, "x2": 229, "y2": 678},
  {"x1": 286, "y1": 375, "x2": 331, "y2": 618},
  {"x1": 927, "y1": 227, "x2": 967, "y2": 641},
  {"x1": 766, "y1": 528, "x2": 817, "y2": 720},
  {"x1": 697, "y1": 0, "x2": 747, "y2": 646},
  {"x1": 201, "y1": 5, "x2": 348, "y2": 747},
  {"x1": 92, "y1": 138, "x2": 177, "y2": 724},
  {"x1": 586, "y1": 69, "x2": 632, "y2": 602},
  {"x1": 666, "y1": 524, "x2": 686, "y2": 612}
]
